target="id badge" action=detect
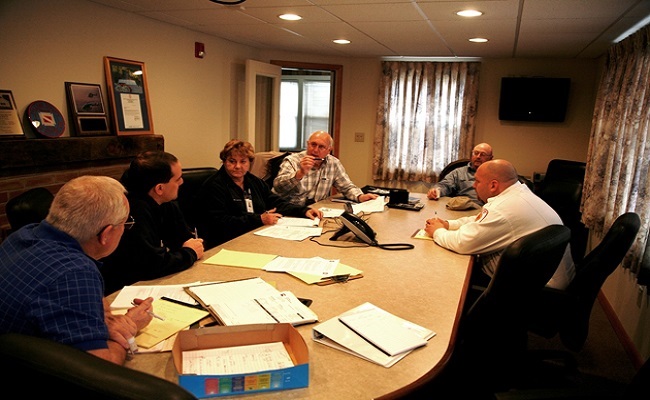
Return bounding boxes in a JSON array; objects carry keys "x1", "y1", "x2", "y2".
[{"x1": 245, "y1": 197, "x2": 254, "y2": 213}]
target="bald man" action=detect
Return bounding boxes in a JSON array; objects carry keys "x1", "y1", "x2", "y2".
[
  {"x1": 427, "y1": 143, "x2": 494, "y2": 206},
  {"x1": 273, "y1": 130, "x2": 377, "y2": 206},
  {"x1": 425, "y1": 159, "x2": 575, "y2": 290}
]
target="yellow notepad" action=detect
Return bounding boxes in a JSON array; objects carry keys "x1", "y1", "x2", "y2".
[
  {"x1": 412, "y1": 229, "x2": 433, "y2": 241},
  {"x1": 135, "y1": 298, "x2": 209, "y2": 349}
]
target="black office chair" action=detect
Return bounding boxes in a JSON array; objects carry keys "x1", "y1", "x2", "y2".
[
  {"x1": 528, "y1": 212, "x2": 641, "y2": 354},
  {"x1": 5, "y1": 187, "x2": 54, "y2": 231},
  {"x1": 175, "y1": 167, "x2": 218, "y2": 228},
  {"x1": 494, "y1": 355, "x2": 650, "y2": 400},
  {"x1": 449, "y1": 225, "x2": 572, "y2": 393},
  {"x1": 0, "y1": 333, "x2": 197, "y2": 400},
  {"x1": 536, "y1": 159, "x2": 588, "y2": 263},
  {"x1": 438, "y1": 158, "x2": 469, "y2": 182}
]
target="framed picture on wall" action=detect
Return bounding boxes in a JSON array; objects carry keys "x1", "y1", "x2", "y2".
[
  {"x1": 0, "y1": 89, "x2": 25, "y2": 138},
  {"x1": 103, "y1": 56, "x2": 154, "y2": 136},
  {"x1": 64, "y1": 82, "x2": 111, "y2": 136}
]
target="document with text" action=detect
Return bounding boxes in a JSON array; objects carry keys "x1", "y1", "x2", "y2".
[
  {"x1": 185, "y1": 277, "x2": 318, "y2": 326},
  {"x1": 312, "y1": 302, "x2": 435, "y2": 367}
]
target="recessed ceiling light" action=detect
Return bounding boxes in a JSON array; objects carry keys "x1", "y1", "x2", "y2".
[
  {"x1": 457, "y1": 10, "x2": 483, "y2": 17},
  {"x1": 279, "y1": 14, "x2": 302, "y2": 21},
  {"x1": 469, "y1": 38, "x2": 489, "y2": 43},
  {"x1": 333, "y1": 39, "x2": 350, "y2": 45}
]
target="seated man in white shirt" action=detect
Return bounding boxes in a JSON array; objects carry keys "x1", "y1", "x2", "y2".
[{"x1": 424, "y1": 159, "x2": 575, "y2": 290}]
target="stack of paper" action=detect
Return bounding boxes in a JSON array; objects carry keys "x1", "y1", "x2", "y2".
[
  {"x1": 202, "y1": 249, "x2": 363, "y2": 285},
  {"x1": 312, "y1": 302, "x2": 435, "y2": 367},
  {"x1": 134, "y1": 298, "x2": 209, "y2": 349},
  {"x1": 185, "y1": 277, "x2": 318, "y2": 326}
]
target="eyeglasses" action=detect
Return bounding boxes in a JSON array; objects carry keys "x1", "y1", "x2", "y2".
[
  {"x1": 121, "y1": 215, "x2": 136, "y2": 230},
  {"x1": 308, "y1": 142, "x2": 330, "y2": 151},
  {"x1": 97, "y1": 215, "x2": 135, "y2": 237},
  {"x1": 472, "y1": 151, "x2": 492, "y2": 157}
]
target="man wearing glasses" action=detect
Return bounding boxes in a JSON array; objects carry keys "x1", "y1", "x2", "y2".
[
  {"x1": 0, "y1": 176, "x2": 154, "y2": 365},
  {"x1": 273, "y1": 130, "x2": 378, "y2": 206},
  {"x1": 100, "y1": 151, "x2": 204, "y2": 295},
  {"x1": 427, "y1": 142, "x2": 494, "y2": 206}
]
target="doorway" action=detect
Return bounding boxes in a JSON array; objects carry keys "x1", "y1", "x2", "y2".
[{"x1": 271, "y1": 61, "x2": 342, "y2": 157}]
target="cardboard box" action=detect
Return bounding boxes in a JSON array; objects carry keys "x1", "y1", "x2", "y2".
[{"x1": 172, "y1": 324, "x2": 309, "y2": 398}]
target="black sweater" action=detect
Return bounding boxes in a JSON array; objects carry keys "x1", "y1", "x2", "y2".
[{"x1": 195, "y1": 167, "x2": 310, "y2": 250}]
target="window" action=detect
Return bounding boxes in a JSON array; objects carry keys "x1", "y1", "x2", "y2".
[
  {"x1": 373, "y1": 61, "x2": 481, "y2": 183},
  {"x1": 279, "y1": 72, "x2": 332, "y2": 151}
]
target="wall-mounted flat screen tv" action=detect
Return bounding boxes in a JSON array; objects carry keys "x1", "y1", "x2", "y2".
[{"x1": 498, "y1": 77, "x2": 571, "y2": 122}]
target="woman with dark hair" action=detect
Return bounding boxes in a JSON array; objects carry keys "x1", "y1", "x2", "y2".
[{"x1": 196, "y1": 140, "x2": 321, "y2": 249}]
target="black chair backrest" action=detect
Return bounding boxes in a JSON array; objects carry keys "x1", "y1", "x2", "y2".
[
  {"x1": 176, "y1": 167, "x2": 218, "y2": 228},
  {"x1": 264, "y1": 151, "x2": 291, "y2": 188},
  {"x1": 438, "y1": 158, "x2": 469, "y2": 182},
  {"x1": 560, "y1": 212, "x2": 641, "y2": 351},
  {"x1": 536, "y1": 159, "x2": 588, "y2": 262},
  {"x1": 462, "y1": 225, "x2": 572, "y2": 358},
  {"x1": 0, "y1": 333, "x2": 197, "y2": 399},
  {"x1": 5, "y1": 187, "x2": 54, "y2": 231}
]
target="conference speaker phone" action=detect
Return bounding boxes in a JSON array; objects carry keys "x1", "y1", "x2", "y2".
[{"x1": 330, "y1": 211, "x2": 414, "y2": 251}]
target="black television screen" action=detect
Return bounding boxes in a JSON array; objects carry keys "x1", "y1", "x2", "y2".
[{"x1": 498, "y1": 77, "x2": 570, "y2": 122}]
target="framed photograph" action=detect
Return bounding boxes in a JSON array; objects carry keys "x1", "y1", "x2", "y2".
[
  {"x1": 103, "y1": 56, "x2": 154, "y2": 135},
  {"x1": 0, "y1": 89, "x2": 25, "y2": 138},
  {"x1": 65, "y1": 82, "x2": 111, "y2": 136}
]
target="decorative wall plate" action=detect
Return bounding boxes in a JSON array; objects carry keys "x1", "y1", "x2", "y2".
[{"x1": 26, "y1": 100, "x2": 65, "y2": 138}]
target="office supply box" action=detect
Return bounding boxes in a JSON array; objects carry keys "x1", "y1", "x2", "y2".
[{"x1": 173, "y1": 323, "x2": 309, "y2": 398}]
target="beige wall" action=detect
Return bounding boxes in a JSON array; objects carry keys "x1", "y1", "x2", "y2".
[{"x1": 2, "y1": 0, "x2": 647, "y2": 361}]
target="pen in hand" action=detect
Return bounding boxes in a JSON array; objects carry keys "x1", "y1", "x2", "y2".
[
  {"x1": 193, "y1": 227, "x2": 198, "y2": 239},
  {"x1": 131, "y1": 300, "x2": 165, "y2": 321}
]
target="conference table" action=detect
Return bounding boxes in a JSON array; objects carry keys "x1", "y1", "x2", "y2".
[{"x1": 109, "y1": 193, "x2": 478, "y2": 399}]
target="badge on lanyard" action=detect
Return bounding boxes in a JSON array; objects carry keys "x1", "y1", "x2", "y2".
[{"x1": 244, "y1": 189, "x2": 254, "y2": 213}]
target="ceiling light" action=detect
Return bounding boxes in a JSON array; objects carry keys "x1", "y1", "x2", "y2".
[
  {"x1": 469, "y1": 38, "x2": 488, "y2": 43},
  {"x1": 333, "y1": 39, "x2": 350, "y2": 45},
  {"x1": 457, "y1": 10, "x2": 483, "y2": 17},
  {"x1": 279, "y1": 14, "x2": 302, "y2": 21}
]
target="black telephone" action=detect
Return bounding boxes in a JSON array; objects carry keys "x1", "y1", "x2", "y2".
[
  {"x1": 330, "y1": 212, "x2": 377, "y2": 245},
  {"x1": 330, "y1": 212, "x2": 414, "y2": 251}
]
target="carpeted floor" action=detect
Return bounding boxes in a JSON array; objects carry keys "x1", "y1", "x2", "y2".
[{"x1": 493, "y1": 298, "x2": 640, "y2": 398}]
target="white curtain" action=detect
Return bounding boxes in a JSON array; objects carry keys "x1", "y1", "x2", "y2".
[
  {"x1": 582, "y1": 25, "x2": 650, "y2": 280},
  {"x1": 372, "y1": 61, "x2": 480, "y2": 183}
]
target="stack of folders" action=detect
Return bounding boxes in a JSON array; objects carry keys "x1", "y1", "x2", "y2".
[{"x1": 312, "y1": 302, "x2": 435, "y2": 368}]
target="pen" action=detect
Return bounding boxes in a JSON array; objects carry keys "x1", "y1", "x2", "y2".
[
  {"x1": 313, "y1": 157, "x2": 325, "y2": 161},
  {"x1": 193, "y1": 227, "x2": 198, "y2": 239},
  {"x1": 147, "y1": 310, "x2": 165, "y2": 321},
  {"x1": 131, "y1": 300, "x2": 165, "y2": 321}
]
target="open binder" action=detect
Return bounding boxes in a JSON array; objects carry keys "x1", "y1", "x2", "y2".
[
  {"x1": 312, "y1": 302, "x2": 435, "y2": 368},
  {"x1": 185, "y1": 277, "x2": 318, "y2": 327}
]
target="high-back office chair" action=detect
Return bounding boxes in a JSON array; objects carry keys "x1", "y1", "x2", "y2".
[
  {"x1": 0, "y1": 333, "x2": 197, "y2": 400},
  {"x1": 535, "y1": 159, "x2": 588, "y2": 263},
  {"x1": 5, "y1": 187, "x2": 54, "y2": 232},
  {"x1": 528, "y1": 212, "x2": 641, "y2": 355},
  {"x1": 438, "y1": 158, "x2": 469, "y2": 182},
  {"x1": 176, "y1": 167, "x2": 218, "y2": 228},
  {"x1": 453, "y1": 225, "x2": 572, "y2": 392}
]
